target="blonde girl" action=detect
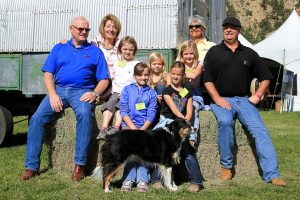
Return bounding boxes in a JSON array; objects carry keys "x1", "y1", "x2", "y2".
[
  {"x1": 97, "y1": 36, "x2": 139, "y2": 140},
  {"x1": 152, "y1": 61, "x2": 203, "y2": 192},
  {"x1": 148, "y1": 52, "x2": 170, "y2": 91},
  {"x1": 177, "y1": 40, "x2": 204, "y2": 146}
]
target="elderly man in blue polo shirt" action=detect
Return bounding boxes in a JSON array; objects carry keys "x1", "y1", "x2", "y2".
[
  {"x1": 203, "y1": 17, "x2": 287, "y2": 187},
  {"x1": 20, "y1": 16, "x2": 109, "y2": 181}
]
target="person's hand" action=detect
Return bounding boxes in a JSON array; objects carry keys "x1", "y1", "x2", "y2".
[
  {"x1": 248, "y1": 95, "x2": 260, "y2": 105},
  {"x1": 60, "y1": 39, "x2": 68, "y2": 44},
  {"x1": 215, "y1": 97, "x2": 231, "y2": 110},
  {"x1": 80, "y1": 91, "x2": 98, "y2": 103},
  {"x1": 189, "y1": 140, "x2": 196, "y2": 150},
  {"x1": 49, "y1": 93, "x2": 63, "y2": 112},
  {"x1": 157, "y1": 95, "x2": 163, "y2": 102}
]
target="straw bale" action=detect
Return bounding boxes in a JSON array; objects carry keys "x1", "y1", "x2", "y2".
[
  {"x1": 199, "y1": 111, "x2": 250, "y2": 145},
  {"x1": 45, "y1": 108, "x2": 260, "y2": 179},
  {"x1": 45, "y1": 106, "x2": 103, "y2": 173},
  {"x1": 196, "y1": 144, "x2": 260, "y2": 179},
  {"x1": 197, "y1": 111, "x2": 260, "y2": 178}
]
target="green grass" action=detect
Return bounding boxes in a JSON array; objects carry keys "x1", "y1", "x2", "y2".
[{"x1": 0, "y1": 111, "x2": 300, "y2": 200}]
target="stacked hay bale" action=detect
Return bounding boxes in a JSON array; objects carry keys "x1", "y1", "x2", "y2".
[
  {"x1": 198, "y1": 111, "x2": 260, "y2": 179},
  {"x1": 45, "y1": 107, "x2": 260, "y2": 179},
  {"x1": 45, "y1": 106, "x2": 103, "y2": 173}
]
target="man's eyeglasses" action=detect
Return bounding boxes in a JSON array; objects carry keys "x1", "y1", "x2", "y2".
[
  {"x1": 189, "y1": 25, "x2": 202, "y2": 29},
  {"x1": 72, "y1": 25, "x2": 91, "y2": 32}
]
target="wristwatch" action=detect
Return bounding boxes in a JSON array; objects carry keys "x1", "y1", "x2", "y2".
[{"x1": 92, "y1": 91, "x2": 100, "y2": 102}]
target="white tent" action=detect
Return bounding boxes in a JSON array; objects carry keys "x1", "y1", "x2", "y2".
[
  {"x1": 254, "y1": 10, "x2": 300, "y2": 111},
  {"x1": 238, "y1": 34, "x2": 254, "y2": 49}
]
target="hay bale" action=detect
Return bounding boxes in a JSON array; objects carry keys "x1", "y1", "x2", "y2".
[
  {"x1": 45, "y1": 106, "x2": 103, "y2": 173},
  {"x1": 45, "y1": 108, "x2": 260, "y2": 179},
  {"x1": 199, "y1": 111, "x2": 250, "y2": 145},
  {"x1": 197, "y1": 111, "x2": 260, "y2": 178}
]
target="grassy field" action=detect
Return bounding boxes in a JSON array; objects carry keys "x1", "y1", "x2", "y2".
[{"x1": 0, "y1": 111, "x2": 299, "y2": 200}]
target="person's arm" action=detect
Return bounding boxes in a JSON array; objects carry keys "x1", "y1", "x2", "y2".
[
  {"x1": 122, "y1": 115, "x2": 138, "y2": 130},
  {"x1": 140, "y1": 120, "x2": 151, "y2": 130},
  {"x1": 204, "y1": 82, "x2": 231, "y2": 110},
  {"x1": 185, "y1": 63, "x2": 203, "y2": 80},
  {"x1": 184, "y1": 97, "x2": 196, "y2": 148},
  {"x1": 44, "y1": 72, "x2": 63, "y2": 112},
  {"x1": 119, "y1": 86, "x2": 138, "y2": 130},
  {"x1": 80, "y1": 49, "x2": 110, "y2": 103},
  {"x1": 163, "y1": 95, "x2": 185, "y2": 119},
  {"x1": 165, "y1": 72, "x2": 171, "y2": 86},
  {"x1": 248, "y1": 80, "x2": 270, "y2": 105},
  {"x1": 79, "y1": 79, "x2": 109, "y2": 103},
  {"x1": 184, "y1": 97, "x2": 193, "y2": 121}
]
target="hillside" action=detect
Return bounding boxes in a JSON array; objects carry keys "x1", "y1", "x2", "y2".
[{"x1": 226, "y1": 0, "x2": 300, "y2": 44}]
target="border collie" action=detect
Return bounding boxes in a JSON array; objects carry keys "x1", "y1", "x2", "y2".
[{"x1": 100, "y1": 118, "x2": 192, "y2": 192}]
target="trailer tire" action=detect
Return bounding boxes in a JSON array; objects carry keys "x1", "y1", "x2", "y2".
[{"x1": 0, "y1": 105, "x2": 13, "y2": 146}]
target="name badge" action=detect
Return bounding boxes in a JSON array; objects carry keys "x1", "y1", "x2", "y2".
[
  {"x1": 185, "y1": 68, "x2": 193, "y2": 73},
  {"x1": 116, "y1": 60, "x2": 126, "y2": 68},
  {"x1": 135, "y1": 102, "x2": 146, "y2": 110},
  {"x1": 179, "y1": 88, "x2": 189, "y2": 98}
]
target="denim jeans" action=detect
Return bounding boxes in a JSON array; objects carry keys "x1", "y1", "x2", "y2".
[
  {"x1": 25, "y1": 86, "x2": 94, "y2": 171},
  {"x1": 122, "y1": 162, "x2": 149, "y2": 183},
  {"x1": 151, "y1": 116, "x2": 203, "y2": 185},
  {"x1": 191, "y1": 98, "x2": 201, "y2": 143},
  {"x1": 180, "y1": 139, "x2": 203, "y2": 185},
  {"x1": 210, "y1": 96, "x2": 279, "y2": 182}
]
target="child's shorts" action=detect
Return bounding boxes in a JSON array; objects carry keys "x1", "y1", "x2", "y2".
[{"x1": 101, "y1": 92, "x2": 120, "y2": 113}]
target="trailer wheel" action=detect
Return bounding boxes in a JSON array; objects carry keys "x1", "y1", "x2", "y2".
[{"x1": 0, "y1": 105, "x2": 13, "y2": 146}]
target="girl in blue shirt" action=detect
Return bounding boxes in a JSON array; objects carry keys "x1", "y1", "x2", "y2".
[{"x1": 119, "y1": 62, "x2": 157, "y2": 192}]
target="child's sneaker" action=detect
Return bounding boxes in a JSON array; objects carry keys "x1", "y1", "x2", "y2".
[
  {"x1": 137, "y1": 181, "x2": 148, "y2": 192},
  {"x1": 121, "y1": 180, "x2": 133, "y2": 192},
  {"x1": 106, "y1": 126, "x2": 119, "y2": 136},
  {"x1": 96, "y1": 128, "x2": 108, "y2": 140}
]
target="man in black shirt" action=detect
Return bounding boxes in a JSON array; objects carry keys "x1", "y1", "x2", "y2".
[{"x1": 203, "y1": 17, "x2": 287, "y2": 187}]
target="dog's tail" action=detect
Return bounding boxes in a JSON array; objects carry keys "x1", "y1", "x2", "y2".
[{"x1": 91, "y1": 166, "x2": 103, "y2": 180}]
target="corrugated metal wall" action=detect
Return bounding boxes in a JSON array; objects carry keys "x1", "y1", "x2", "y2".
[{"x1": 0, "y1": 0, "x2": 192, "y2": 52}]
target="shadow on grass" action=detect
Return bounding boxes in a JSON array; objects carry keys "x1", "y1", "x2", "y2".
[{"x1": 4, "y1": 132, "x2": 28, "y2": 147}]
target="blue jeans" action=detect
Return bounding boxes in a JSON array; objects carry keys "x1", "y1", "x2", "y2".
[
  {"x1": 180, "y1": 139, "x2": 203, "y2": 185},
  {"x1": 210, "y1": 96, "x2": 279, "y2": 182},
  {"x1": 151, "y1": 116, "x2": 203, "y2": 185},
  {"x1": 122, "y1": 162, "x2": 149, "y2": 183},
  {"x1": 25, "y1": 86, "x2": 94, "y2": 171},
  {"x1": 191, "y1": 97, "x2": 201, "y2": 143}
]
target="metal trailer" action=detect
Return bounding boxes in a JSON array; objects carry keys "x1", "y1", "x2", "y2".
[{"x1": 0, "y1": 0, "x2": 225, "y2": 145}]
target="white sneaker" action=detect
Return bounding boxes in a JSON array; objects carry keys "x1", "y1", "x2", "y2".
[
  {"x1": 121, "y1": 180, "x2": 133, "y2": 192},
  {"x1": 137, "y1": 181, "x2": 148, "y2": 192}
]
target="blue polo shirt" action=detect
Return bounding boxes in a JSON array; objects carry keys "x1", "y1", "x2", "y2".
[{"x1": 42, "y1": 39, "x2": 109, "y2": 88}]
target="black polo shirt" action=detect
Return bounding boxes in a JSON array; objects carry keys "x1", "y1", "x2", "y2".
[{"x1": 203, "y1": 41, "x2": 273, "y2": 97}]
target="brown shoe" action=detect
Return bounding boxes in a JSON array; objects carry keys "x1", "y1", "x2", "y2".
[
  {"x1": 220, "y1": 167, "x2": 232, "y2": 181},
  {"x1": 20, "y1": 169, "x2": 37, "y2": 181},
  {"x1": 271, "y1": 178, "x2": 287, "y2": 187},
  {"x1": 71, "y1": 165, "x2": 85, "y2": 181},
  {"x1": 187, "y1": 183, "x2": 201, "y2": 193}
]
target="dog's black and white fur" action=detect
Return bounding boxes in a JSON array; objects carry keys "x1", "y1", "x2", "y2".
[{"x1": 100, "y1": 118, "x2": 192, "y2": 192}]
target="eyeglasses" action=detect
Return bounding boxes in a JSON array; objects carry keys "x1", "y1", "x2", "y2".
[
  {"x1": 189, "y1": 25, "x2": 202, "y2": 29},
  {"x1": 72, "y1": 25, "x2": 91, "y2": 32}
]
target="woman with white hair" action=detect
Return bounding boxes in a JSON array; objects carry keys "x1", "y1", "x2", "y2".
[{"x1": 188, "y1": 15, "x2": 215, "y2": 62}]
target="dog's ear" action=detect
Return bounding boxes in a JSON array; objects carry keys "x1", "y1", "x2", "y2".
[{"x1": 167, "y1": 118, "x2": 188, "y2": 132}]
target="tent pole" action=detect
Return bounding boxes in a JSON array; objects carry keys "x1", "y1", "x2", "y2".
[
  {"x1": 270, "y1": 63, "x2": 282, "y2": 111},
  {"x1": 280, "y1": 49, "x2": 286, "y2": 113}
]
